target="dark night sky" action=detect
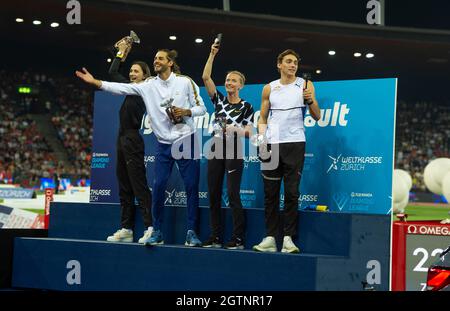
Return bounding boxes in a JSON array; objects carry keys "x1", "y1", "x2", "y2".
[
  {"x1": 2, "y1": 0, "x2": 449, "y2": 101},
  {"x1": 148, "y1": 0, "x2": 450, "y2": 31}
]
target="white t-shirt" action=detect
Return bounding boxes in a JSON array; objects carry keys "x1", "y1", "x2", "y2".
[{"x1": 266, "y1": 77, "x2": 306, "y2": 144}]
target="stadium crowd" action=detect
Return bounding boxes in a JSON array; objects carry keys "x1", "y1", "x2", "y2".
[
  {"x1": 0, "y1": 70, "x2": 56, "y2": 187},
  {"x1": 0, "y1": 69, "x2": 92, "y2": 189},
  {"x1": 51, "y1": 78, "x2": 93, "y2": 182},
  {"x1": 395, "y1": 100, "x2": 450, "y2": 191}
]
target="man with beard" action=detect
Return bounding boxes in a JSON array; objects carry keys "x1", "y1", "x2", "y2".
[{"x1": 76, "y1": 49, "x2": 206, "y2": 247}]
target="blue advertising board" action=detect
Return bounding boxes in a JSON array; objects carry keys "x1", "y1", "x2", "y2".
[{"x1": 90, "y1": 78, "x2": 397, "y2": 214}]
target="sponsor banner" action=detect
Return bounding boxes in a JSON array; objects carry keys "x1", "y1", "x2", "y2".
[
  {"x1": 0, "y1": 188, "x2": 36, "y2": 199},
  {"x1": 89, "y1": 92, "x2": 121, "y2": 203},
  {"x1": 91, "y1": 78, "x2": 396, "y2": 214},
  {"x1": 44, "y1": 188, "x2": 53, "y2": 229},
  {"x1": 406, "y1": 223, "x2": 450, "y2": 236},
  {"x1": 392, "y1": 220, "x2": 450, "y2": 291},
  {"x1": 0, "y1": 205, "x2": 41, "y2": 229}
]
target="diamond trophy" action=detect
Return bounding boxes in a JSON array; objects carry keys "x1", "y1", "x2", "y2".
[
  {"x1": 114, "y1": 30, "x2": 141, "y2": 62},
  {"x1": 213, "y1": 115, "x2": 227, "y2": 138},
  {"x1": 250, "y1": 133, "x2": 266, "y2": 147},
  {"x1": 250, "y1": 133, "x2": 271, "y2": 161},
  {"x1": 160, "y1": 98, "x2": 183, "y2": 124}
]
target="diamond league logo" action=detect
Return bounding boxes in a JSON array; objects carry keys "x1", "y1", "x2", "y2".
[{"x1": 333, "y1": 192, "x2": 349, "y2": 211}]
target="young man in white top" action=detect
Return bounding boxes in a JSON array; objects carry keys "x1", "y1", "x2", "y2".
[
  {"x1": 76, "y1": 49, "x2": 206, "y2": 247},
  {"x1": 253, "y1": 49, "x2": 321, "y2": 253}
]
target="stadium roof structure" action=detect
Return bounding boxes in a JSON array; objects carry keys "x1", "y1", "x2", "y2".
[{"x1": 3, "y1": 0, "x2": 450, "y2": 100}]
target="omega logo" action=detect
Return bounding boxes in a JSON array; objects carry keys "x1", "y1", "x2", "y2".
[{"x1": 407, "y1": 225, "x2": 418, "y2": 234}]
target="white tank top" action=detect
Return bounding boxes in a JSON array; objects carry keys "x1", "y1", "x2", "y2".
[{"x1": 266, "y1": 77, "x2": 306, "y2": 144}]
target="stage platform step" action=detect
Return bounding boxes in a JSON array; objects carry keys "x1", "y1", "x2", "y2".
[
  {"x1": 13, "y1": 237, "x2": 351, "y2": 291},
  {"x1": 48, "y1": 202, "x2": 357, "y2": 256},
  {"x1": 12, "y1": 202, "x2": 391, "y2": 290}
]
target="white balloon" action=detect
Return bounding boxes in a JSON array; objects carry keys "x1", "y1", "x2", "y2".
[
  {"x1": 393, "y1": 194, "x2": 409, "y2": 214},
  {"x1": 424, "y1": 158, "x2": 450, "y2": 195},
  {"x1": 392, "y1": 174, "x2": 408, "y2": 203},
  {"x1": 424, "y1": 172, "x2": 442, "y2": 195},
  {"x1": 442, "y1": 171, "x2": 450, "y2": 204},
  {"x1": 394, "y1": 169, "x2": 413, "y2": 190}
]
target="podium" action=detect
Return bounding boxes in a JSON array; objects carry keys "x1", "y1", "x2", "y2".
[{"x1": 12, "y1": 202, "x2": 391, "y2": 290}]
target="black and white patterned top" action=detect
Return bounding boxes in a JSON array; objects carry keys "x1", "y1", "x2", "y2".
[{"x1": 212, "y1": 90, "x2": 254, "y2": 127}]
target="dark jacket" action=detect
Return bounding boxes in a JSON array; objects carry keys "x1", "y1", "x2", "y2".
[{"x1": 108, "y1": 57, "x2": 146, "y2": 134}]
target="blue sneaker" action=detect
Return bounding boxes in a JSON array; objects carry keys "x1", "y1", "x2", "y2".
[
  {"x1": 144, "y1": 229, "x2": 164, "y2": 246},
  {"x1": 185, "y1": 230, "x2": 202, "y2": 247}
]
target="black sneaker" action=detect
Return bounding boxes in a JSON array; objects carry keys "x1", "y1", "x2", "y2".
[
  {"x1": 202, "y1": 236, "x2": 222, "y2": 248},
  {"x1": 225, "y1": 237, "x2": 244, "y2": 250}
]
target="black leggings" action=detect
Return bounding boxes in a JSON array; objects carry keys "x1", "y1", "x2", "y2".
[
  {"x1": 207, "y1": 138, "x2": 245, "y2": 239},
  {"x1": 261, "y1": 142, "x2": 305, "y2": 237},
  {"x1": 116, "y1": 131, "x2": 152, "y2": 229}
]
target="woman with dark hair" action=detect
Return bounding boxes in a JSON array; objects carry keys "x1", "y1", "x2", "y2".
[{"x1": 106, "y1": 40, "x2": 153, "y2": 244}]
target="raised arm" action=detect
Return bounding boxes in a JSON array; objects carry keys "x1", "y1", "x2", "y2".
[
  {"x1": 101, "y1": 80, "x2": 143, "y2": 96},
  {"x1": 304, "y1": 81, "x2": 321, "y2": 121},
  {"x1": 108, "y1": 57, "x2": 129, "y2": 83},
  {"x1": 202, "y1": 43, "x2": 219, "y2": 98},
  {"x1": 76, "y1": 67, "x2": 143, "y2": 96},
  {"x1": 108, "y1": 38, "x2": 131, "y2": 83},
  {"x1": 258, "y1": 84, "x2": 271, "y2": 135}
]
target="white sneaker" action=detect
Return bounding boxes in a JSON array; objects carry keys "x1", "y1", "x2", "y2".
[
  {"x1": 106, "y1": 228, "x2": 133, "y2": 243},
  {"x1": 281, "y1": 236, "x2": 300, "y2": 253},
  {"x1": 253, "y1": 236, "x2": 277, "y2": 252},
  {"x1": 138, "y1": 227, "x2": 154, "y2": 244}
]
